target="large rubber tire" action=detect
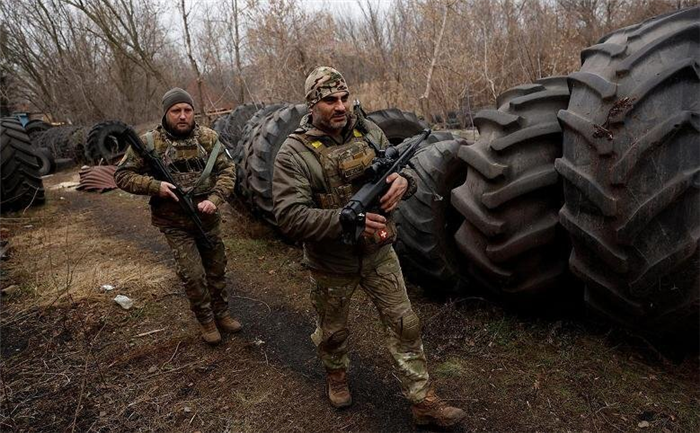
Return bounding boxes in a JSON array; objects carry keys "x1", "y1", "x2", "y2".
[
  {"x1": 24, "y1": 119, "x2": 52, "y2": 142},
  {"x1": 234, "y1": 104, "x2": 285, "y2": 199},
  {"x1": 556, "y1": 7, "x2": 700, "y2": 340},
  {"x1": 1, "y1": 118, "x2": 45, "y2": 212},
  {"x1": 367, "y1": 108, "x2": 429, "y2": 145},
  {"x1": 246, "y1": 104, "x2": 308, "y2": 224},
  {"x1": 34, "y1": 147, "x2": 56, "y2": 176},
  {"x1": 85, "y1": 121, "x2": 129, "y2": 165},
  {"x1": 395, "y1": 137, "x2": 469, "y2": 289},
  {"x1": 451, "y1": 77, "x2": 572, "y2": 299},
  {"x1": 216, "y1": 103, "x2": 261, "y2": 153}
]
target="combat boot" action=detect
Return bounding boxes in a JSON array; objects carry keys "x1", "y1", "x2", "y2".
[
  {"x1": 216, "y1": 315, "x2": 242, "y2": 333},
  {"x1": 200, "y1": 320, "x2": 221, "y2": 345},
  {"x1": 411, "y1": 388, "x2": 466, "y2": 427},
  {"x1": 326, "y1": 369, "x2": 352, "y2": 408}
]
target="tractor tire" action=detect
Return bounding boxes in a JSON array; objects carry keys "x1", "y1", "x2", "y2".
[
  {"x1": 217, "y1": 103, "x2": 261, "y2": 153},
  {"x1": 1, "y1": 118, "x2": 45, "y2": 212},
  {"x1": 395, "y1": 138, "x2": 469, "y2": 289},
  {"x1": 556, "y1": 7, "x2": 700, "y2": 340},
  {"x1": 34, "y1": 147, "x2": 56, "y2": 176},
  {"x1": 235, "y1": 104, "x2": 286, "y2": 199},
  {"x1": 246, "y1": 103, "x2": 307, "y2": 224},
  {"x1": 451, "y1": 76, "x2": 572, "y2": 299},
  {"x1": 85, "y1": 121, "x2": 129, "y2": 165},
  {"x1": 367, "y1": 108, "x2": 429, "y2": 145},
  {"x1": 24, "y1": 119, "x2": 52, "y2": 142}
]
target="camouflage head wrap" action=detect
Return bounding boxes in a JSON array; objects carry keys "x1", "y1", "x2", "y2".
[{"x1": 304, "y1": 67, "x2": 349, "y2": 108}]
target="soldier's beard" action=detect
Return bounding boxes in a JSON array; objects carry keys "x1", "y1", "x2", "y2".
[
  {"x1": 314, "y1": 113, "x2": 348, "y2": 134},
  {"x1": 165, "y1": 117, "x2": 195, "y2": 138}
]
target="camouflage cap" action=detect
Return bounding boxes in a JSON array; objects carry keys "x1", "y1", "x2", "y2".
[{"x1": 304, "y1": 66, "x2": 349, "y2": 108}]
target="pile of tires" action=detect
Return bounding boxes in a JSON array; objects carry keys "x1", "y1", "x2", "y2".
[
  {"x1": 214, "y1": 103, "x2": 263, "y2": 156},
  {"x1": 33, "y1": 125, "x2": 88, "y2": 164},
  {"x1": 241, "y1": 104, "x2": 308, "y2": 225},
  {"x1": 556, "y1": 6, "x2": 699, "y2": 341},
  {"x1": 1, "y1": 117, "x2": 45, "y2": 212}
]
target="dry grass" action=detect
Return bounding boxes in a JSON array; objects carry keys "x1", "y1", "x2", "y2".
[{"x1": 3, "y1": 209, "x2": 171, "y2": 311}]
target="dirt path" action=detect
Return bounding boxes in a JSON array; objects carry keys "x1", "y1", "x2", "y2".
[{"x1": 1, "y1": 171, "x2": 699, "y2": 432}]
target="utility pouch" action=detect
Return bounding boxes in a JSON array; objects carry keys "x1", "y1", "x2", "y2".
[
  {"x1": 358, "y1": 219, "x2": 397, "y2": 254},
  {"x1": 337, "y1": 147, "x2": 374, "y2": 182}
]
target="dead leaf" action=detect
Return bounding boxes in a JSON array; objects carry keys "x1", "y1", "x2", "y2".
[{"x1": 638, "y1": 421, "x2": 650, "y2": 428}]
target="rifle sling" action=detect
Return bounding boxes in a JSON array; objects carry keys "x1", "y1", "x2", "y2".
[{"x1": 144, "y1": 131, "x2": 222, "y2": 198}]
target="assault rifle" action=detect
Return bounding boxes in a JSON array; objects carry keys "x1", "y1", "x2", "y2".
[
  {"x1": 339, "y1": 128, "x2": 433, "y2": 244},
  {"x1": 118, "y1": 126, "x2": 214, "y2": 249}
]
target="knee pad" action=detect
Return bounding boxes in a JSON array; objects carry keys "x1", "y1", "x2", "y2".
[
  {"x1": 321, "y1": 328, "x2": 349, "y2": 351},
  {"x1": 399, "y1": 311, "x2": 421, "y2": 342}
]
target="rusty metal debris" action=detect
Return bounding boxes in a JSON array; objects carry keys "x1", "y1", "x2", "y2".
[{"x1": 77, "y1": 165, "x2": 117, "y2": 193}]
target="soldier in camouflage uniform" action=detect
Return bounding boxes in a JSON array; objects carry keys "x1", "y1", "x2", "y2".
[
  {"x1": 272, "y1": 67, "x2": 466, "y2": 428},
  {"x1": 115, "y1": 88, "x2": 241, "y2": 345}
]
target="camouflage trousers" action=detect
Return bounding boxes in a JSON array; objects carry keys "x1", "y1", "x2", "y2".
[
  {"x1": 309, "y1": 248, "x2": 430, "y2": 403},
  {"x1": 160, "y1": 224, "x2": 228, "y2": 324}
]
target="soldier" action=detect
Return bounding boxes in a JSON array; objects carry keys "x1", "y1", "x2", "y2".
[
  {"x1": 115, "y1": 87, "x2": 241, "y2": 345},
  {"x1": 272, "y1": 67, "x2": 467, "y2": 428}
]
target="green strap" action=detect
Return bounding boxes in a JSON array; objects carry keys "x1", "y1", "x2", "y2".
[
  {"x1": 192, "y1": 139, "x2": 223, "y2": 191},
  {"x1": 145, "y1": 132, "x2": 155, "y2": 151}
]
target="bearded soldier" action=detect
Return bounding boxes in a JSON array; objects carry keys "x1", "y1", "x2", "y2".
[
  {"x1": 115, "y1": 88, "x2": 241, "y2": 345},
  {"x1": 272, "y1": 67, "x2": 466, "y2": 427}
]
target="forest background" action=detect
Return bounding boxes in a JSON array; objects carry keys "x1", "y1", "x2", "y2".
[{"x1": 1, "y1": 0, "x2": 697, "y2": 127}]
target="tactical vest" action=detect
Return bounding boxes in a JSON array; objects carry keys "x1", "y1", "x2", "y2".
[
  {"x1": 288, "y1": 127, "x2": 397, "y2": 251},
  {"x1": 145, "y1": 129, "x2": 222, "y2": 198}
]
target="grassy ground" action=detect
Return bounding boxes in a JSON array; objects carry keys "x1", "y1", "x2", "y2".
[{"x1": 0, "y1": 170, "x2": 698, "y2": 432}]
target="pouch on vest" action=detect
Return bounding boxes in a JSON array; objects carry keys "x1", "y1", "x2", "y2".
[{"x1": 337, "y1": 147, "x2": 374, "y2": 182}]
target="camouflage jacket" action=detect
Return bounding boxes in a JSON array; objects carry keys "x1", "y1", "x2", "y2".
[
  {"x1": 114, "y1": 124, "x2": 235, "y2": 229},
  {"x1": 272, "y1": 113, "x2": 417, "y2": 274}
]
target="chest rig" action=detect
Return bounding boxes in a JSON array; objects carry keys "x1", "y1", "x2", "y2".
[
  {"x1": 292, "y1": 129, "x2": 375, "y2": 209},
  {"x1": 145, "y1": 128, "x2": 221, "y2": 197}
]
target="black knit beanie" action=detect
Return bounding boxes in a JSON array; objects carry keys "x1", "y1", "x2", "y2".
[{"x1": 162, "y1": 87, "x2": 194, "y2": 115}]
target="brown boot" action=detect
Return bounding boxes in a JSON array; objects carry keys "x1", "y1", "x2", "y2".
[
  {"x1": 200, "y1": 320, "x2": 221, "y2": 345},
  {"x1": 326, "y1": 369, "x2": 352, "y2": 408},
  {"x1": 411, "y1": 389, "x2": 466, "y2": 427},
  {"x1": 216, "y1": 315, "x2": 242, "y2": 333}
]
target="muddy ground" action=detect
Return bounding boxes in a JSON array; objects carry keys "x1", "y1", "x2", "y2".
[{"x1": 1, "y1": 170, "x2": 698, "y2": 433}]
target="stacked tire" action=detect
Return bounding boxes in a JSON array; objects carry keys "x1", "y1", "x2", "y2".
[
  {"x1": 451, "y1": 77, "x2": 573, "y2": 300},
  {"x1": 367, "y1": 108, "x2": 429, "y2": 145},
  {"x1": 1, "y1": 118, "x2": 45, "y2": 212},
  {"x1": 556, "y1": 6, "x2": 700, "y2": 340},
  {"x1": 395, "y1": 132, "x2": 470, "y2": 289},
  {"x1": 214, "y1": 103, "x2": 262, "y2": 156},
  {"x1": 243, "y1": 104, "x2": 307, "y2": 225},
  {"x1": 85, "y1": 120, "x2": 129, "y2": 165}
]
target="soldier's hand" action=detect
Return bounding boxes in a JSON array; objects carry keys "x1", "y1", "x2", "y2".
[
  {"x1": 159, "y1": 182, "x2": 179, "y2": 202},
  {"x1": 198, "y1": 200, "x2": 217, "y2": 214},
  {"x1": 363, "y1": 212, "x2": 386, "y2": 237},
  {"x1": 380, "y1": 173, "x2": 408, "y2": 212}
]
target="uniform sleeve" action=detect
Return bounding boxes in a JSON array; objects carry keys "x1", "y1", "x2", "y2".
[
  {"x1": 207, "y1": 146, "x2": 236, "y2": 207},
  {"x1": 272, "y1": 147, "x2": 342, "y2": 242},
  {"x1": 113, "y1": 146, "x2": 161, "y2": 196}
]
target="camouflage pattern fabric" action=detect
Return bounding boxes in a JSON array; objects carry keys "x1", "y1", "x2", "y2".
[
  {"x1": 309, "y1": 249, "x2": 430, "y2": 403},
  {"x1": 304, "y1": 66, "x2": 349, "y2": 108},
  {"x1": 114, "y1": 123, "x2": 235, "y2": 324},
  {"x1": 114, "y1": 124, "x2": 235, "y2": 228},
  {"x1": 161, "y1": 224, "x2": 228, "y2": 323}
]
